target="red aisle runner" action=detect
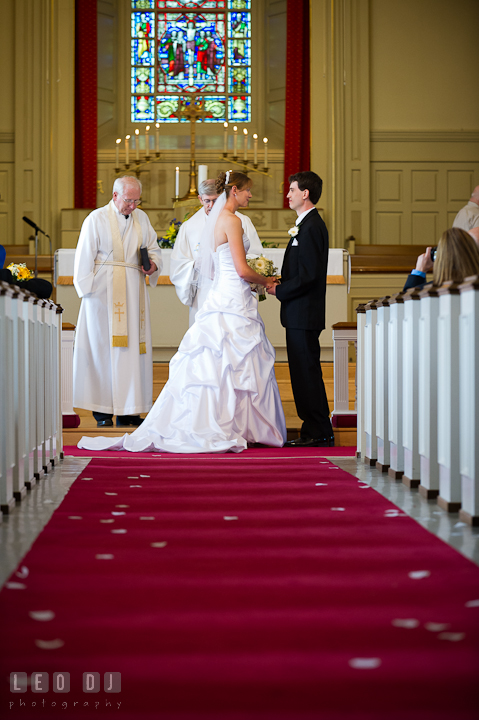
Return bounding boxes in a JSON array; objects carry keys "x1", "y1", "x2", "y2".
[{"x1": 1, "y1": 450, "x2": 478, "y2": 719}]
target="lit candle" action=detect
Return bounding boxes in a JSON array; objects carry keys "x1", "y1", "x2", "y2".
[
  {"x1": 135, "y1": 129, "x2": 140, "y2": 160},
  {"x1": 115, "y1": 138, "x2": 121, "y2": 169},
  {"x1": 145, "y1": 125, "x2": 150, "y2": 157},
  {"x1": 223, "y1": 122, "x2": 228, "y2": 154},
  {"x1": 243, "y1": 128, "x2": 248, "y2": 161},
  {"x1": 125, "y1": 135, "x2": 130, "y2": 165},
  {"x1": 155, "y1": 123, "x2": 160, "y2": 153},
  {"x1": 175, "y1": 166, "x2": 180, "y2": 197},
  {"x1": 233, "y1": 126, "x2": 238, "y2": 157},
  {"x1": 263, "y1": 137, "x2": 268, "y2": 168},
  {"x1": 253, "y1": 134, "x2": 258, "y2": 165}
]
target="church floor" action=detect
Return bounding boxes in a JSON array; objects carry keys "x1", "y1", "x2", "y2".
[{"x1": 1, "y1": 453, "x2": 478, "y2": 589}]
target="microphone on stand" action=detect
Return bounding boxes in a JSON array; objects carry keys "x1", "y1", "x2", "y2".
[{"x1": 22, "y1": 216, "x2": 52, "y2": 281}]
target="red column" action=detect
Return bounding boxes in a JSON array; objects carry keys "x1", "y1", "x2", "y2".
[
  {"x1": 74, "y1": 0, "x2": 98, "y2": 209},
  {"x1": 283, "y1": 0, "x2": 310, "y2": 208}
]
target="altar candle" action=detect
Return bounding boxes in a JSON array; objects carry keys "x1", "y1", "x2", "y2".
[
  {"x1": 243, "y1": 128, "x2": 248, "y2": 161},
  {"x1": 263, "y1": 137, "x2": 268, "y2": 167},
  {"x1": 145, "y1": 125, "x2": 150, "y2": 157},
  {"x1": 115, "y1": 138, "x2": 121, "y2": 168},
  {"x1": 233, "y1": 126, "x2": 238, "y2": 157},
  {"x1": 223, "y1": 122, "x2": 228, "y2": 153},
  {"x1": 175, "y1": 167, "x2": 180, "y2": 197},
  {"x1": 198, "y1": 165, "x2": 208, "y2": 187},
  {"x1": 253, "y1": 134, "x2": 258, "y2": 165},
  {"x1": 125, "y1": 135, "x2": 130, "y2": 165},
  {"x1": 155, "y1": 123, "x2": 160, "y2": 153},
  {"x1": 135, "y1": 129, "x2": 140, "y2": 160}
]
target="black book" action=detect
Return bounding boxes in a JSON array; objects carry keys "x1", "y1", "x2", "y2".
[{"x1": 140, "y1": 247, "x2": 150, "y2": 271}]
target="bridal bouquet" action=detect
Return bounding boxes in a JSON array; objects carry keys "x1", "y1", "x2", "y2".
[
  {"x1": 7, "y1": 262, "x2": 34, "y2": 281},
  {"x1": 246, "y1": 255, "x2": 278, "y2": 301}
]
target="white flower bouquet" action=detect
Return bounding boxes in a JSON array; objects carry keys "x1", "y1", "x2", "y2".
[{"x1": 246, "y1": 255, "x2": 279, "y2": 301}]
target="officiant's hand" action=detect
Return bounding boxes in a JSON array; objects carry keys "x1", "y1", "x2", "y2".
[{"x1": 142, "y1": 261, "x2": 158, "y2": 276}]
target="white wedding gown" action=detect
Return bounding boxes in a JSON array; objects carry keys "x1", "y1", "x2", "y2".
[{"x1": 78, "y1": 237, "x2": 287, "y2": 453}]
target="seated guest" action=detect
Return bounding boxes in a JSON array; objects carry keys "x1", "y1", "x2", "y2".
[
  {"x1": 403, "y1": 228, "x2": 479, "y2": 292},
  {"x1": 453, "y1": 185, "x2": 479, "y2": 231}
]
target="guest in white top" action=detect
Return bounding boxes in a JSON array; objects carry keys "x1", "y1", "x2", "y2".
[
  {"x1": 73, "y1": 176, "x2": 162, "y2": 428},
  {"x1": 170, "y1": 178, "x2": 264, "y2": 326},
  {"x1": 453, "y1": 185, "x2": 479, "y2": 231}
]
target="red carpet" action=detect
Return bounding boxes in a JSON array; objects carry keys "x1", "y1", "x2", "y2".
[
  {"x1": 1, "y1": 451, "x2": 478, "y2": 719},
  {"x1": 63, "y1": 445, "x2": 357, "y2": 458}
]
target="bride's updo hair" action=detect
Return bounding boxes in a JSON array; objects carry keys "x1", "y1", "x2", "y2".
[{"x1": 215, "y1": 170, "x2": 251, "y2": 197}]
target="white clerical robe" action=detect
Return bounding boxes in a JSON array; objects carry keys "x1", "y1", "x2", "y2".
[
  {"x1": 169, "y1": 207, "x2": 263, "y2": 326},
  {"x1": 73, "y1": 203, "x2": 163, "y2": 415}
]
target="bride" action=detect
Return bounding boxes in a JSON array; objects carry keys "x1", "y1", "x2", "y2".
[{"x1": 78, "y1": 171, "x2": 287, "y2": 453}]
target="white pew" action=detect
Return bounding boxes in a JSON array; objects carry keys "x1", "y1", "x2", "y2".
[
  {"x1": 375, "y1": 297, "x2": 390, "y2": 472},
  {"x1": 387, "y1": 293, "x2": 406, "y2": 480},
  {"x1": 364, "y1": 301, "x2": 378, "y2": 465},
  {"x1": 402, "y1": 288, "x2": 422, "y2": 488}
]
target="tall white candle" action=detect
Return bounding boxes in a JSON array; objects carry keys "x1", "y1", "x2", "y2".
[
  {"x1": 145, "y1": 125, "x2": 150, "y2": 157},
  {"x1": 243, "y1": 128, "x2": 248, "y2": 161},
  {"x1": 253, "y1": 134, "x2": 258, "y2": 165},
  {"x1": 135, "y1": 129, "x2": 140, "y2": 160},
  {"x1": 125, "y1": 135, "x2": 130, "y2": 165},
  {"x1": 115, "y1": 138, "x2": 121, "y2": 168},
  {"x1": 223, "y1": 122, "x2": 228, "y2": 153},
  {"x1": 263, "y1": 137, "x2": 268, "y2": 168},
  {"x1": 233, "y1": 126, "x2": 238, "y2": 157},
  {"x1": 155, "y1": 123, "x2": 160, "y2": 153},
  {"x1": 198, "y1": 165, "x2": 208, "y2": 187},
  {"x1": 175, "y1": 166, "x2": 180, "y2": 197}
]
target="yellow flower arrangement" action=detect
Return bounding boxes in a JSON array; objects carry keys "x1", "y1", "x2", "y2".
[{"x1": 7, "y1": 262, "x2": 34, "y2": 281}]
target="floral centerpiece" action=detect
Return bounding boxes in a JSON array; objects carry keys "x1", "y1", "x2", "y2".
[
  {"x1": 7, "y1": 262, "x2": 34, "y2": 281},
  {"x1": 246, "y1": 255, "x2": 279, "y2": 301},
  {"x1": 158, "y1": 218, "x2": 182, "y2": 249}
]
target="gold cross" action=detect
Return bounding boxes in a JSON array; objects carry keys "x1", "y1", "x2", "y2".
[{"x1": 114, "y1": 302, "x2": 125, "y2": 322}]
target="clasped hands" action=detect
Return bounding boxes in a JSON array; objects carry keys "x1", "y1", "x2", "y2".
[{"x1": 265, "y1": 277, "x2": 280, "y2": 296}]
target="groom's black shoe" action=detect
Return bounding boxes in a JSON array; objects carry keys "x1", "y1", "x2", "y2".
[
  {"x1": 116, "y1": 415, "x2": 143, "y2": 427},
  {"x1": 97, "y1": 419, "x2": 113, "y2": 428},
  {"x1": 284, "y1": 436, "x2": 335, "y2": 448}
]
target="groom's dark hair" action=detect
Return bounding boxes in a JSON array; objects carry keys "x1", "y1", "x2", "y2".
[{"x1": 289, "y1": 171, "x2": 323, "y2": 205}]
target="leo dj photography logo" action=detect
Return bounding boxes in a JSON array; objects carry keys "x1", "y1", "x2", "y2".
[{"x1": 8, "y1": 673, "x2": 122, "y2": 711}]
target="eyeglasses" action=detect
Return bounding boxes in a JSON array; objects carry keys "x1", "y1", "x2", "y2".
[
  {"x1": 122, "y1": 197, "x2": 142, "y2": 205},
  {"x1": 201, "y1": 197, "x2": 217, "y2": 206}
]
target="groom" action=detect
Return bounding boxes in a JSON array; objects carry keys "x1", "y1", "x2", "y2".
[{"x1": 267, "y1": 171, "x2": 334, "y2": 447}]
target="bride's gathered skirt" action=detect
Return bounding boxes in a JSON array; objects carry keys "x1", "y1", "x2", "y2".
[{"x1": 78, "y1": 241, "x2": 287, "y2": 453}]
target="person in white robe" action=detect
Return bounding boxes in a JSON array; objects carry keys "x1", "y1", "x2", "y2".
[
  {"x1": 170, "y1": 178, "x2": 264, "y2": 326},
  {"x1": 73, "y1": 176, "x2": 163, "y2": 427}
]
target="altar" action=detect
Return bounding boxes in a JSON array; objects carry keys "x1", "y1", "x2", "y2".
[{"x1": 55, "y1": 248, "x2": 349, "y2": 362}]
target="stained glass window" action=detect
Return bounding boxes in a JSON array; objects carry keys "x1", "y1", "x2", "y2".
[{"x1": 130, "y1": 0, "x2": 251, "y2": 123}]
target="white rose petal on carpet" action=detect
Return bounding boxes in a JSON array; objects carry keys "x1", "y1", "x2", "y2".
[
  {"x1": 140, "y1": 517, "x2": 155, "y2": 520},
  {"x1": 408, "y1": 570, "x2": 431, "y2": 580},
  {"x1": 82, "y1": 478, "x2": 93, "y2": 481},
  {"x1": 6, "y1": 582, "x2": 27, "y2": 590},
  {"x1": 35, "y1": 639, "x2": 64, "y2": 650},
  {"x1": 68, "y1": 516, "x2": 83, "y2": 520},
  {"x1": 29, "y1": 610, "x2": 55, "y2": 622},
  {"x1": 140, "y1": 475, "x2": 150, "y2": 478},
  {"x1": 100, "y1": 519, "x2": 115, "y2": 524},
  {"x1": 15, "y1": 566, "x2": 29, "y2": 578},
  {"x1": 425, "y1": 622, "x2": 450, "y2": 632},
  {"x1": 151, "y1": 542, "x2": 168, "y2": 548},
  {"x1": 105, "y1": 492, "x2": 118, "y2": 496},
  {"x1": 95, "y1": 554, "x2": 114, "y2": 560},
  {"x1": 116, "y1": 505, "x2": 129, "y2": 508},
  {"x1": 465, "y1": 599, "x2": 479, "y2": 607},
  {"x1": 438, "y1": 632, "x2": 465, "y2": 642},
  {"x1": 111, "y1": 529, "x2": 127, "y2": 534},
  {"x1": 112, "y1": 512, "x2": 125, "y2": 516},
  {"x1": 315, "y1": 483, "x2": 328, "y2": 486},
  {"x1": 331, "y1": 507, "x2": 345, "y2": 511},
  {"x1": 130, "y1": 485, "x2": 142, "y2": 488},
  {"x1": 224, "y1": 516, "x2": 238, "y2": 521},
  {"x1": 127, "y1": 477, "x2": 139, "y2": 479},
  {"x1": 392, "y1": 618, "x2": 419, "y2": 629},
  {"x1": 349, "y1": 658, "x2": 382, "y2": 669}
]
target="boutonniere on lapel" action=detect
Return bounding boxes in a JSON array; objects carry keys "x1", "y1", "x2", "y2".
[{"x1": 288, "y1": 225, "x2": 299, "y2": 245}]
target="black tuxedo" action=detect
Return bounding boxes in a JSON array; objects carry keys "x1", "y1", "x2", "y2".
[{"x1": 276, "y1": 208, "x2": 333, "y2": 440}]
